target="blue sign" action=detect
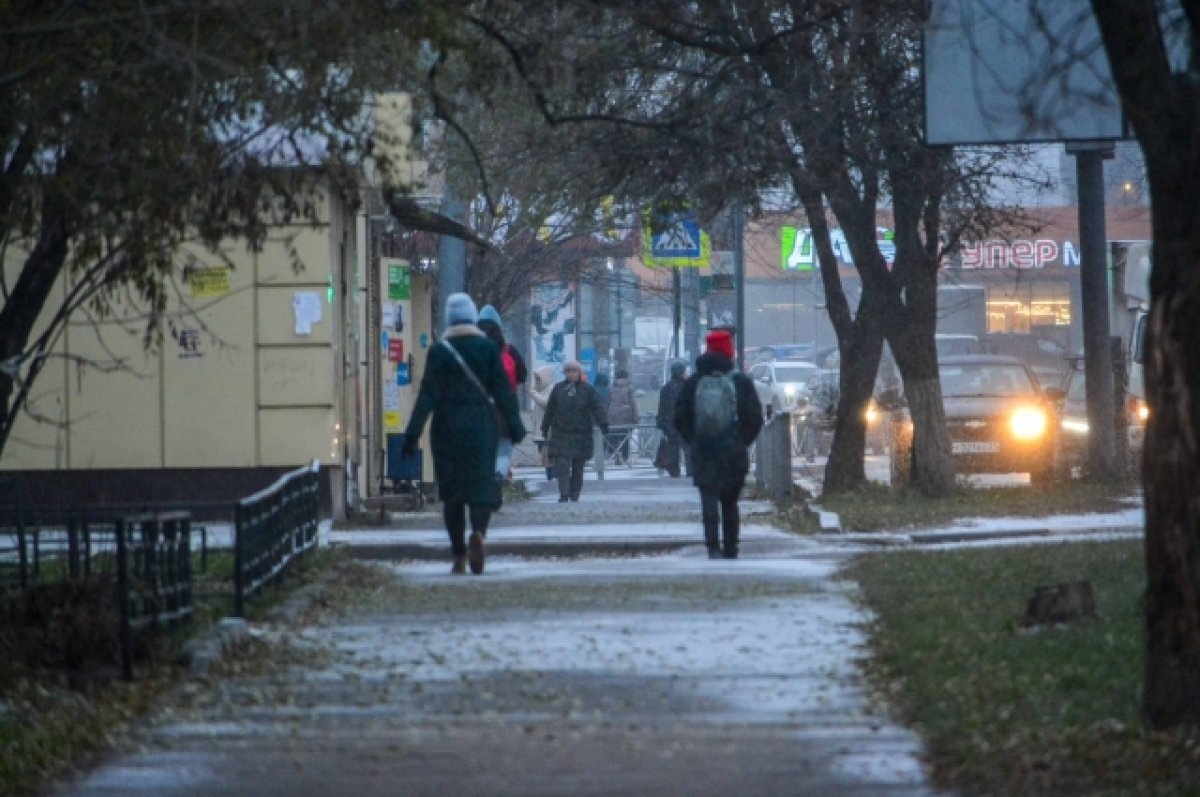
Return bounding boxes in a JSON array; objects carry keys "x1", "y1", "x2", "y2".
[
  {"x1": 642, "y1": 209, "x2": 711, "y2": 267},
  {"x1": 396, "y1": 363, "x2": 410, "y2": 386}
]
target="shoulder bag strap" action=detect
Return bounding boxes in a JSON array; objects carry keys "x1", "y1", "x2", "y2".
[{"x1": 440, "y1": 339, "x2": 496, "y2": 408}]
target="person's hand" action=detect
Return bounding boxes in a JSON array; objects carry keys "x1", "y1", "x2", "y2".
[
  {"x1": 401, "y1": 433, "x2": 418, "y2": 458},
  {"x1": 600, "y1": 424, "x2": 610, "y2": 435}
]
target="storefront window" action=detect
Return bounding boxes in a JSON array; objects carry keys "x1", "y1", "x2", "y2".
[{"x1": 985, "y1": 282, "x2": 1070, "y2": 334}]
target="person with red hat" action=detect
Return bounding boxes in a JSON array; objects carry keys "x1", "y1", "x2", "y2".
[{"x1": 673, "y1": 329, "x2": 763, "y2": 559}]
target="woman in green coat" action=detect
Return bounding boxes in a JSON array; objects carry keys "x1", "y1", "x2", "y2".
[
  {"x1": 541, "y1": 360, "x2": 607, "y2": 502},
  {"x1": 403, "y1": 294, "x2": 525, "y2": 575}
]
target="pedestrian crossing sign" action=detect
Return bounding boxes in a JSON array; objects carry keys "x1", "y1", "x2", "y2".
[{"x1": 642, "y1": 209, "x2": 711, "y2": 267}]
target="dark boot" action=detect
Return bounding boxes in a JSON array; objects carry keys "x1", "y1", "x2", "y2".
[
  {"x1": 451, "y1": 556, "x2": 467, "y2": 575},
  {"x1": 468, "y1": 531, "x2": 486, "y2": 575},
  {"x1": 707, "y1": 548, "x2": 722, "y2": 560}
]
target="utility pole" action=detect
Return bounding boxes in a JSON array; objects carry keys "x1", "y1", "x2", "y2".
[
  {"x1": 1068, "y1": 141, "x2": 1117, "y2": 482},
  {"x1": 732, "y1": 200, "x2": 746, "y2": 369},
  {"x1": 436, "y1": 191, "x2": 466, "y2": 333}
]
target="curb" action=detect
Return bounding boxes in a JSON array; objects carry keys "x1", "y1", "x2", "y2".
[{"x1": 180, "y1": 617, "x2": 249, "y2": 680}]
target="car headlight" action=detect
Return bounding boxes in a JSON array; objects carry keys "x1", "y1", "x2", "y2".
[
  {"x1": 783, "y1": 385, "x2": 797, "y2": 397},
  {"x1": 1061, "y1": 416, "x2": 1089, "y2": 435},
  {"x1": 1129, "y1": 397, "x2": 1150, "y2": 425},
  {"x1": 864, "y1": 403, "x2": 879, "y2": 425},
  {"x1": 1009, "y1": 406, "x2": 1049, "y2": 440}
]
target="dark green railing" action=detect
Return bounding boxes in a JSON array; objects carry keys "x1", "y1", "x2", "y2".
[{"x1": 233, "y1": 460, "x2": 320, "y2": 616}]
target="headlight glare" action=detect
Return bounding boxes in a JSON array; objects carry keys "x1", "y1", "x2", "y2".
[
  {"x1": 1061, "y1": 416, "x2": 1089, "y2": 435},
  {"x1": 1009, "y1": 406, "x2": 1048, "y2": 440}
]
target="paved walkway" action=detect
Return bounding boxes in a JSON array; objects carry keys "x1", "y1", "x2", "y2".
[{"x1": 48, "y1": 468, "x2": 951, "y2": 796}]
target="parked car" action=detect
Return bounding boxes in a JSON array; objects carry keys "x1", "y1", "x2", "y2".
[
  {"x1": 751, "y1": 343, "x2": 816, "y2": 364},
  {"x1": 749, "y1": 360, "x2": 821, "y2": 416},
  {"x1": 884, "y1": 354, "x2": 1064, "y2": 486}
]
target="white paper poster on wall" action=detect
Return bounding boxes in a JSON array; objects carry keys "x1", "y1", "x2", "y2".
[
  {"x1": 382, "y1": 381, "x2": 399, "y2": 411},
  {"x1": 293, "y1": 292, "x2": 323, "y2": 335}
]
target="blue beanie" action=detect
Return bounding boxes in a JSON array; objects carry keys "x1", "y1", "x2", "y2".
[
  {"x1": 478, "y1": 304, "x2": 502, "y2": 326},
  {"x1": 444, "y1": 293, "x2": 478, "y2": 326}
]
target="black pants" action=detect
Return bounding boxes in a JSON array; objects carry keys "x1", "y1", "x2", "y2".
[
  {"x1": 554, "y1": 456, "x2": 587, "y2": 500},
  {"x1": 443, "y1": 502, "x2": 492, "y2": 557},
  {"x1": 659, "y1": 432, "x2": 683, "y2": 477},
  {"x1": 699, "y1": 483, "x2": 743, "y2": 556}
]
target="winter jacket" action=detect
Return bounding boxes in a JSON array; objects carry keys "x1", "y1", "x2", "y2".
[
  {"x1": 606, "y1": 377, "x2": 639, "y2": 426},
  {"x1": 673, "y1": 351, "x2": 763, "y2": 490},
  {"x1": 530, "y1": 365, "x2": 556, "y2": 441},
  {"x1": 403, "y1": 324, "x2": 526, "y2": 506},
  {"x1": 656, "y1": 375, "x2": 685, "y2": 437},
  {"x1": 542, "y1": 379, "x2": 608, "y2": 460}
]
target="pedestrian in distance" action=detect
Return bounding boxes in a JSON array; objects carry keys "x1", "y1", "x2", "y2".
[
  {"x1": 674, "y1": 330, "x2": 763, "y2": 559},
  {"x1": 477, "y1": 304, "x2": 528, "y2": 393},
  {"x1": 530, "y1": 364, "x2": 557, "y2": 481},
  {"x1": 403, "y1": 293, "x2": 525, "y2": 575},
  {"x1": 605, "y1": 369, "x2": 639, "y2": 465},
  {"x1": 477, "y1": 304, "x2": 526, "y2": 488},
  {"x1": 541, "y1": 360, "x2": 608, "y2": 502},
  {"x1": 655, "y1": 360, "x2": 688, "y2": 477}
]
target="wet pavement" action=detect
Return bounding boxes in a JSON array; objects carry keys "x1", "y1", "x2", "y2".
[{"x1": 47, "y1": 467, "x2": 950, "y2": 796}]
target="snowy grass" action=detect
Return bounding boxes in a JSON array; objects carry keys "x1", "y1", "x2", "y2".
[
  {"x1": 848, "y1": 540, "x2": 1200, "y2": 795},
  {"x1": 819, "y1": 481, "x2": 1137, "y2": 533}
]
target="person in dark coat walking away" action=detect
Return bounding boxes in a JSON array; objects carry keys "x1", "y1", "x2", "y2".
[
  {"x1": 655, "y1": 360, "x2": 688, "y2": 477},
  {"x1": 541, "y1": 360, "x2": 608, "y2": 502},
  {"x1": 674, "y1": 330, "x2": 763, "y2": 559},
  {"x1": 605, "y1": 369, "x2": 638, "y2": 465},
  {"x1": 477, "y1": 304, "x2": 528, "y2": 392},
  {"x1": 403, "y1": 294, "x2": 525, "y2": 575},
  {"x1": 476, "y1": 304, "x2": 525, "y2": 487}
]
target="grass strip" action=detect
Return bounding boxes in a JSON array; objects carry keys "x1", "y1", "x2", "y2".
[
  {"x1": 819, "y1": 481, "x2": 1137, "y2": 532},
  {"x1": 846, "y1": 540, "x2": 1200, "y2": 796}
]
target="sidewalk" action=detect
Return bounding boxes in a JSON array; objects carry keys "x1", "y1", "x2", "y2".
[{"x1": 48, "y1": 466, "x2": 946, "y2": 797}]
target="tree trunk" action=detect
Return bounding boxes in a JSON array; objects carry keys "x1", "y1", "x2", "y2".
[
  {"x1": 824, "y1": 297, "x2": 885, "y2": 495},
  {"x1": 0, "y1": 212, "x2": 70, "y2": 455},
  {"x1": 1087, "y1": 0, "x2": 1200, "y2": 729},
  {"x1": 1138, "y1": 151, "x2": 1200, "y2": 728}
]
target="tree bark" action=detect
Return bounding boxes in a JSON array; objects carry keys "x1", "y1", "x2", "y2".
[
  {"x1": 1088, "y1": 0, "x2": 1200, "y2": 728},
  {"x1": 0, "y1": 207, "x2": 71, "y2": 453}
]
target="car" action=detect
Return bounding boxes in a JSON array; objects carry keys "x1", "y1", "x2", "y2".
[
  {"x1": 885, "y1": 354, "x2": 1063, "y2": 486},
  {"x1": 792, "y1": 370, "x2": 888, "y2": 459},
  {"x1": 751, "y1": 343, "x2": 816, "y2": 364},
  {"x1": 1055, "y1": 358, "x2": 1147, "y2": 477},
  {"x1": 749, "y1": 360, "x2": 821, "y2": 416}
]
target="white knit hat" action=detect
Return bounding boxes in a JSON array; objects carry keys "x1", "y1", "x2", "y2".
[{"x1": 444, "y1": 293, "x2": 478, "y2": 326}]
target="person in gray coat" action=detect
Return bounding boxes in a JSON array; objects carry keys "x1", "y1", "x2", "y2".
[
  {"x1": 605, "y1": 369, "x2": 639, "y2": 465},
  {"x1": 541, "y1": 360, "x2": 608, "y2": 502},
  {"x1": 403, "y1": 293, "x2": 525, "y2": 575}
]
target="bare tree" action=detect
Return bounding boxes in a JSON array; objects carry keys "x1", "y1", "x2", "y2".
[{"x1": 0, "y1": 1, "x2": 487, "y2": 458}]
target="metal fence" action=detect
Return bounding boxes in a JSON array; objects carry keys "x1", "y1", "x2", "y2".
[
  {"x1": 0, "y1": 503, "x2": 194, "y2": 680},
  {"x1": 754, "y1": 411, "x2": 794, "y2": 508},
  {"x1": 593, "y1": 423, "x2": 665, "y2": 479},
  {"x1": 233, "y1": 460, "x2": 321, "y2": 616}
]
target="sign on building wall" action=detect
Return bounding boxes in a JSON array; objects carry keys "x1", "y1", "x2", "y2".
[
  {"x1": 530, "y1": 283, "x2": 576, "y2": 381},
  {"x1": 779, "y1": 226, "x2": 895, "y2": 270},
  {"x1": 188, "y1": 266, "x2": 231, "y2": 297},
  {"x1": 388, "y1": 263, "x2": 411, "y2": 299}
]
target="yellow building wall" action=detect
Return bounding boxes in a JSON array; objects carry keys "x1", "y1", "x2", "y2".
[
  {"x1": 163, "y1": 241, "x2": 257, "y2": 467},
  {"x1": 2, "y1": 182, "x2": 352, "y2": 476}
]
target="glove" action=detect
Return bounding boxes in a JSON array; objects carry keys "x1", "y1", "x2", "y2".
[
  {"x1": 601, "y1": 424, "x2": 610, "y2": 435},
  {"x1": 401, "y1": 433, "x2": 418, "y2": 458}
]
